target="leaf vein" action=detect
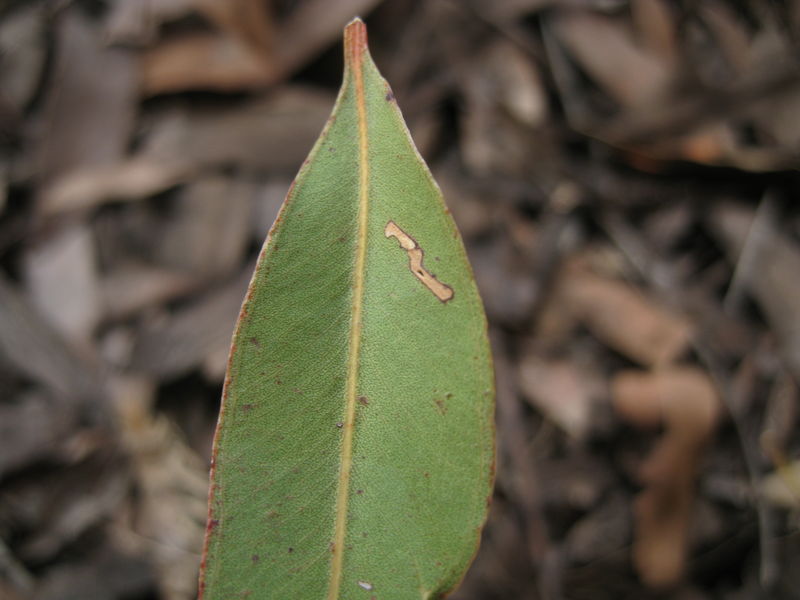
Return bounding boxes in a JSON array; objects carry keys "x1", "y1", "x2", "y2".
[{"x1": 328, "y1": 18, "x2": 369, "y2": 600}]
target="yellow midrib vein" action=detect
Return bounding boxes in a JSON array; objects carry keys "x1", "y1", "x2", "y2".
[{"x1": 328, "y1": 19, "x2": 369, "y2": 600}]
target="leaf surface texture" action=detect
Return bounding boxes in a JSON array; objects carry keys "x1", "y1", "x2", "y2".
[{"x1": 199, "y1": 19, "x2": 494, "y2": 600}]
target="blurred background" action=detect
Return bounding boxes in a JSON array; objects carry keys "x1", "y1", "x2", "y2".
[{"x1": 0, "y1": 0, "x2": 799, "y2": 598}]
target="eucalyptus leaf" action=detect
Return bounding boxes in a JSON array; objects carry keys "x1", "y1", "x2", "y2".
[{"x1": 199, "y1": 18, "x2": 494, "y2": 600}]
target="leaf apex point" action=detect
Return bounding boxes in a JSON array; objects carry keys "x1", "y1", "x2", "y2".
[{"x1": 343, "y1": 17, "x2": 369, "y2": 64}]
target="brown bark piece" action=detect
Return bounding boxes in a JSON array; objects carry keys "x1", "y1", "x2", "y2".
[{"x1": 560, "y1": 267, "x2": 692, "y2": 367}]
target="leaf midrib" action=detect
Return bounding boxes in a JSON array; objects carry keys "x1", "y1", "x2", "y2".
[{"x1": 327, "y1": 19, "x2": 369, "y2": 600}]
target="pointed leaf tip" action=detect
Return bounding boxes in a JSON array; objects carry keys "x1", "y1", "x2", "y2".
[{"x1": 344, "y1": 18, "x2": 368, "y2": 64}]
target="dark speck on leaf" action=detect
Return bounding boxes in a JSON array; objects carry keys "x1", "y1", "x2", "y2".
[
  {"x1": 251, "y1": 554, "x2": 259, "y2": 564},
  {"x1": 336, "y1": 421, "x2": 344, "y2": 428},
  {"x1": 386, "y1": 90, "x2": 395, "y2": 101}
]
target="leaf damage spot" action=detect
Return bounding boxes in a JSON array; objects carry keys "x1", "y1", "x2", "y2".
[{"x1": 384, "y1": 221, "x2": 454, "y2": 302}]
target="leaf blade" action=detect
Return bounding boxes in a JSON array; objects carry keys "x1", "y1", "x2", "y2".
[{"x1": 199, "y1": 18, "x2": 494, "y2": 600}]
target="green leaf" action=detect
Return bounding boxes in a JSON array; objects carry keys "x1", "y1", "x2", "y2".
[{"x1": 199, "y1": 18, "x2": 494, "y2": 600}]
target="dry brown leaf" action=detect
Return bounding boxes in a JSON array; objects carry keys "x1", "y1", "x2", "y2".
[
  {"x1": 141, "y1": 31, "x2": 275, "y2": 95},
  {"x1": 517, "y1": 352, "x2": 604, "y2": 439},
  {"x1": 612, "y1": 367, "x2": 720, "y2": 587},
  {"x1": 100, "y1": 264, "x2": 198, "y2": 322},
  {"x1": 0, "y1": 275, "x2": 102, "y2": 404},
  {"x1": 23, "y1": 222, "x2": 100, "y2": 346},
  {"x1": 483, "y1": 39, "x2": 547, "y2": 127},
  {"x1": 156, "y1": 175, "x2": 254, "y2": 277},
  {"x1": 39, "y1": 87, "x2": 331, "y2": 218},
  {"x1": 143, "y1": 87, "x2": 333, "y2": 172},
  {"x1": 141, "y1": 0, "x2": 383, "y2": 94},
  {"x1": 38, "y1": 158, "x2": 193, "y2": 218},
  {"x1": 552, "y1": 10, "x2": 673, "y2": 109},
  {"x1": 121, "y1": 0, "x2": 276, "y2": 94},
  {"x1": 628, "y1": 123, "x2": 741, "y2": 167},
  {"x1": 197, "y1": 0, "x2": 274, "y2": 55},
  {"x1": 559, "y1": 265, "x2": 692, "y2": 367},
  {"x1": 37, "y1": 10, "x2": 137, "y2": 181},
  {"x1": 631, "y1": 0, "x2": 677, "y2": 67}
]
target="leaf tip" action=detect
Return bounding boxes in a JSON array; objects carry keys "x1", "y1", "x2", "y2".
[{"x1": 344, "y1": 17, "x2": 368, "y2": 65}]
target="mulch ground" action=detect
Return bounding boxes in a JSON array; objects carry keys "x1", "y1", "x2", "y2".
[{"x1": 1, "y1": 1, "x2": 799, "y2": 599}]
